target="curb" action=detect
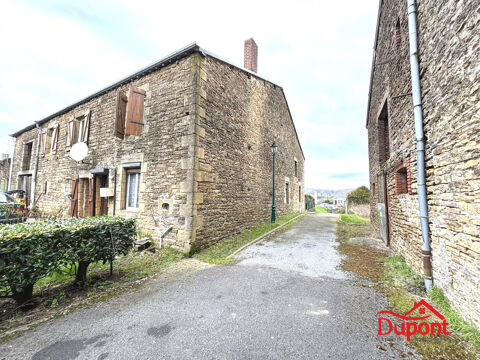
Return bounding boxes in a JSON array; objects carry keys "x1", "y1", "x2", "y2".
[{"x1": 226, "y1": 213, "x2": 307, "y2": 259}]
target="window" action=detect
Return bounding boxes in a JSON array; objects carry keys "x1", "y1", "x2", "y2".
[
  {"x1": 394, "y1": 18, "x2": 401, "y2": 48},
  {"x1": 372, "y1": 183, "x2": 376, "y2": 197},
  {"x1": 67, "y1": 111, "x2": 90, "y2": 147},
  {"x1": 378, "y1": 101, "x2": 390, "y2": 164},
  {"x1": 73, "y1": 117, "x2": 85, "y2": 144},
  {"x1": 285, "y1": 182, "x2": 290, "y2": 204},
  {"x1": 45, "y1": 126, "x2": 58, "y2": 154},
  {"x1": 125, "y1": 168, "x2": 140, "y2": 209},
  {"x1": 22, "y1": 142, "x2": 33, "y2": 170},
  {"x1": 396, "y1": 167, "x2": 409, "y2": 195},
  {"x1": 294, "y1": 160, "x2": 298, "y2": 177},
  {"x1": 299, "y1": 185, "x2": 302, "y2": 202}
]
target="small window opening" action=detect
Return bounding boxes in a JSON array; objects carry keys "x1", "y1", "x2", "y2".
[
  {"x1": 162, "y1": 202, "x2": 169, "y2": 211},
  {"x1": 378, "y1": 102, "x2": 390, "y2": 164},
  {"x1": 372, "y1": 183, "x2": 376, "y2": 197},
  {"x1": 395, "y1": 18, "x2": 402, "y2": 48},
  {"x1": 285, "y1": 182, "x2": 290, "y2": 204},
  {"x1": 396, "y1": 167, "x2": 408, "y2": 194},
  {"x1": 294, "y1": 160, "x2": 298, "y2": 177}
]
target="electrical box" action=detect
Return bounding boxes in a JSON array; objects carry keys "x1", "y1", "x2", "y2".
[{"x1": 100, "y1": 187, "x2": 114, "y2": 198}]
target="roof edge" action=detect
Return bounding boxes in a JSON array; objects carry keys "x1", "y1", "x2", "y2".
[
  {"x1": 365, "y1": 0, "x2": 384, "y2": 129},
  {"x1": 10, "y1": 42, "x2": 285, "y2": 138}
]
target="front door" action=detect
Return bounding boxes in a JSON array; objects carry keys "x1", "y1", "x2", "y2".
[
  {"x1": 20, "y1": 175, "x2": 32, "y2": 207},
  {"x1": 96, "y1": 174, "x2": 108, "y2": 216}
]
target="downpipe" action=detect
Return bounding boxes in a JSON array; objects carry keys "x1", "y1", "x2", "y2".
[
  {"x1": 31, "y1": 123, "x2": 42, "y2": 209},
  {"x1": 407, "y1": 0, "x2": 433, "y2": 291}
]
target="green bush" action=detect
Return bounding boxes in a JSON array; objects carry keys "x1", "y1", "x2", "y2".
[
  {"x1": 0, "y1": 216, "x2": 136, "y2": 303},
  {"x1": 347, "y1": 186, "x2": 370, "y2": 205}
]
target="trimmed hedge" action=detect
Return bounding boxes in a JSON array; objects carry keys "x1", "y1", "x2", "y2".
[{"x1": 0, "y1": 216, "x2": 136, "y2": 303}]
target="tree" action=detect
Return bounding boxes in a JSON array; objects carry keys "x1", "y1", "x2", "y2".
[{"x1": 347, "y1": 186, "x2": 370, "y2": 205}]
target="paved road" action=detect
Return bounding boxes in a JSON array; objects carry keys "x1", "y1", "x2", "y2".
[{"x1": 0, "y1": 214, "x2": 415, "y2": 359}]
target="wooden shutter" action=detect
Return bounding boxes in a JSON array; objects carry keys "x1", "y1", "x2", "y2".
[
  {"x1": 115, "y1": 91, "x2": 127, "y2": 139},
  {"x1": 70, "y1": 176, "x2": 79, "y2": 217},
  {"x1": 125, "y1": 85, "x2": 146, "y2": 136},
  {"x1": 66, "y1": 118, "x2": 74, "y2": 147},
  {"x1": 51, "y1": 125, "x2": 59, "y2": 154},
  {"x1": 82, "y1": 110, "x2": 91, "y2": 143},
  {"x1": 39, "y1": 129, "x2": 47, "y2": 156}
]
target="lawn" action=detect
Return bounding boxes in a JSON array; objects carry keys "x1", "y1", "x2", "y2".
[
  {"x1": 340, "y1": 213, "x2": 370, "y2": 224},
  {"x1": 194, "y1": 212, "x2": 303, "y2": 265},
  {"x1": 315, "y1": 206, "x2": 327, "y2": 214}
]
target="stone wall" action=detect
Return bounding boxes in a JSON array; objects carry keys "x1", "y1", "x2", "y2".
[
  {"x1": 368, "y1": 0, "x2": 480, "y2": 327},
  {"x1": 192, "y1": 55, "x2": 305, "y2": 249},
  {"x1": 11, "y1": 56, "x2": 198, "y2": 252}
]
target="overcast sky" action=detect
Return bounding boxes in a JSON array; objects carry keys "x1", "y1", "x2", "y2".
[{"x1": 0, "y1": 0, "x2": 378, "y2": 190}]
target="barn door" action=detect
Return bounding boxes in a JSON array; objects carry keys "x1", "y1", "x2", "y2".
[{"x1": 70, "y1": 176, "x2": 79, "y2": 217}]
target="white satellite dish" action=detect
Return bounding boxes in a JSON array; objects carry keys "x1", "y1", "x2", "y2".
[{"x1": 70, "y1": 142, "x2": 89, "y2": 162}]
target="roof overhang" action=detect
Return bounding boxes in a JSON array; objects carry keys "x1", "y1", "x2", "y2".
[{"x1": 365, "y1": 0, "x2": 384, "y2": 129}]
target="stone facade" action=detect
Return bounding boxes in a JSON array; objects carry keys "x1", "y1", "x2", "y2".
[
  {"x1": 9, "y1": 44, "x2": 305, "y2": 254},
  {"x1": 367, "y1": 1, "x2": 480, "y2": 327},
  {"x1": 0, "y1": 155, "x2": 10, "y2": 192}
]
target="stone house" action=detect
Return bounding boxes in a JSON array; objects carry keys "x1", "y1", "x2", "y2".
[
  {"x1": 367, "y1": 0, "x2": 479, "y2": 326},
  {"x1": 9, "y1": 40, "x2": 305, "y2": 253},
  {"x1": 0, "y1": 154, "x2": 10, "y2": 192}
]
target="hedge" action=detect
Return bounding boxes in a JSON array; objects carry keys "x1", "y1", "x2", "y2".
[{"x1": 0, "y1": 216, "x2": 136, "y2": 303}]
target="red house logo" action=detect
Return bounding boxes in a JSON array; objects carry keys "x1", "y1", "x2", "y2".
[{"x1": 377, "y1": 299, "x2": 449, "y2": 341}]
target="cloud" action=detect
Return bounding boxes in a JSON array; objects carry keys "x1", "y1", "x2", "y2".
[{"x1": 0, "y1": 0, "x2": 378, "y2": 189}]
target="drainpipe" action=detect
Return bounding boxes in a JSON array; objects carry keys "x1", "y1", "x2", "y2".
[
  {"x1": 407, "y1": 0, "x2": 433, "y2": 291},
  {"x1": 7, "y1": 138, "x2": 16, "y2": 191},
  {"x1": 31, "y1": 123, "x2": 42, "y2": 208}
]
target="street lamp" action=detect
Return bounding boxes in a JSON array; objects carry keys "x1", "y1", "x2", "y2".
[{"x1": 271, "y1": 142, "x2": 278, "y2": 223}]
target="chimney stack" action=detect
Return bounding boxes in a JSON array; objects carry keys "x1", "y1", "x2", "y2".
[{"x1": 244, "y1": 38, "x2": 258, "y2": 73}]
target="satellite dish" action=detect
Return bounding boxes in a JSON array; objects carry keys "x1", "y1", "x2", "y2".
[{"x1": 70, "y1": 142, "x2": 88, "y2": 162}]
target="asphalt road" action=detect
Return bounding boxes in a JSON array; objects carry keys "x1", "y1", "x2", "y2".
[{"x1": 0, "y1": 214, "x2": 416, "y2": 359}]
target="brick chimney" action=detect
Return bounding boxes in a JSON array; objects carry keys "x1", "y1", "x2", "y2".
[{"x1": 244, "y1": 38, "x2": 258, "y2": 73}]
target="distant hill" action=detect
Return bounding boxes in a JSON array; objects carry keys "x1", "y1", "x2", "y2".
[{"x1": 305, "y1": 188, "x2": 354, "y2": 200}]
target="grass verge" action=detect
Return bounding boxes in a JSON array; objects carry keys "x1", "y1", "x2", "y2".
[
  {"x1": 194, "y1": 212, "x2": 303, "y2": 265},
  {"x1": 340, "y1": 213, "x2": 370, "y2": 224},
  {"x1": 0, "y1": 247, "x2": 183, "y2": 343},
  {"x1": 336, "y1": 221, "x2": 480, "y2": 359},
  {"x1": 315, "y1": 206, "x2": 327, "y2": 214}
]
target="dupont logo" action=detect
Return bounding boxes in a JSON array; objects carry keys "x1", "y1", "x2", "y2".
[{"x1": 377, "y1": 299, "x2": 450, "y2": 341}]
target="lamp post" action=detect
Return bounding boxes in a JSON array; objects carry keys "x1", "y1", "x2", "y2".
[{"x1": 271, "y1": 142, "x2": 278, "y2": 223}]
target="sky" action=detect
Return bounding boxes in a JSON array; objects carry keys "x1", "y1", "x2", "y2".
[{"x1": 0, "y1": 0, "x2": 378, "y2": 190}]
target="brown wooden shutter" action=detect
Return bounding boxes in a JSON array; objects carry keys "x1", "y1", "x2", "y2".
[
  {"x1": 51, "y1": 125, "x2": 59, "y2": 154},
  {"x1": 39, "y1": 129, "x2": 47, "y2": 156},
  {"x1": 66, "y1": 118, "x2": 74, "y2": 147},
  {"x1": 115, "y1": 91, "x2": 127, "y2": 139},
  {"x1": 125, "y1": 85, "x2": 146, "y2": 136},
  {"x1": 70, "y1": 176, "x2": 79, "y2": 217},
  {"x1": 82, "y1": 110, "x2": 91, "y2": 143}
]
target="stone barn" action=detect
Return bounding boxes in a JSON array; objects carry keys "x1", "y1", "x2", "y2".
[
  {"x1": 8, "y1": 40, "x2": 305, "y2": 254},
  {"x1": 367, "y1": 0, "x2": 479, "y2": 326}
]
